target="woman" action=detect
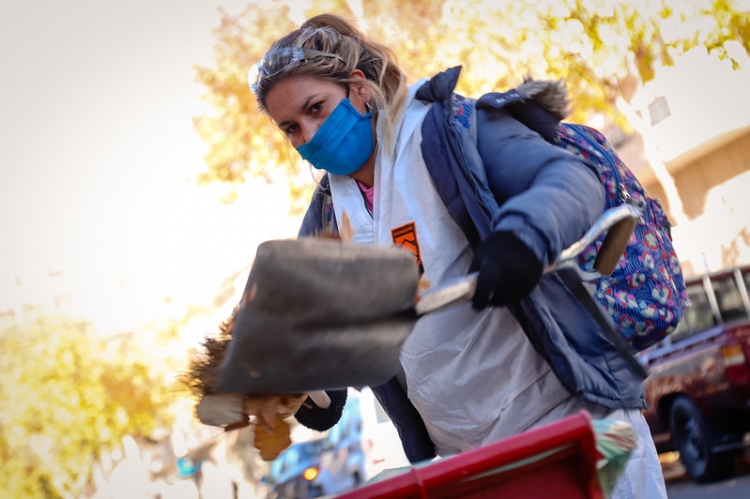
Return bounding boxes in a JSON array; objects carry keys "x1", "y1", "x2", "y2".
[{"x1": 249, "y1": 13, "x2": 667, "y2": 498}]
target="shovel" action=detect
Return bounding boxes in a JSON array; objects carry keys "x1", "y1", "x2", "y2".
[{"x1": 214, "y1": 205, "x2": 641, "y2": 395}]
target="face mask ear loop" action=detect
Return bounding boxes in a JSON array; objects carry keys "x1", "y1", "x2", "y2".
[{"x1": 345, "y1": 83, "x2": 372, "y2": 115}]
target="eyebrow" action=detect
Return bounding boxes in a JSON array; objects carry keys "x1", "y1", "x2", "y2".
[{"x1": 277, "y1": 94, "x2": 321, "y2": 129}]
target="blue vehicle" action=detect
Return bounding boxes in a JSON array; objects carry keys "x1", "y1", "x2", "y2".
[{"x1": 266, "y1": 397, "x2": 367, "y2": 499}]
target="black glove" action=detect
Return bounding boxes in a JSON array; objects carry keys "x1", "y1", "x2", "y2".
[
  {"x1": 293, "y1": 389, "x2": 347, "y2": 432},
  {"x1": 470, "y1": 231, "x2": 544, "y2": 309}
]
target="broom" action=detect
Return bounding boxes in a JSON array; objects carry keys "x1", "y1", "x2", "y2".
[{"x1": 182, "y1": 296, "x2": 331, "y2": 461}]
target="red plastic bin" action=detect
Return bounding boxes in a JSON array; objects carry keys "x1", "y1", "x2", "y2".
[{"x1": 336, "y1": 411, "x2": 605, "y2": 499}]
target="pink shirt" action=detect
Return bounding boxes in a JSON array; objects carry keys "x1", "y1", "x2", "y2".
[{"x1": 356, "y1": 180, "x2": 374, "y2": 214}]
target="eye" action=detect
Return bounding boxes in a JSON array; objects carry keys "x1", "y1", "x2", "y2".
[
  {"x1": 283, "y1": 123, "x2": 299, "y2": 138},
  {"x1": 309, "y1": 100, "x2": 324, "y2": 114}
]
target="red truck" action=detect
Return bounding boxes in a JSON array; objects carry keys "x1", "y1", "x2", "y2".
[{"x1": 637, "y1": 264, "x2": 750, "y2": 482}]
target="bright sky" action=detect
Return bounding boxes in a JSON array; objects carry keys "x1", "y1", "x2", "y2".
[{"x1": 0, "y1": 1, "x2": 309, "y2": 333}]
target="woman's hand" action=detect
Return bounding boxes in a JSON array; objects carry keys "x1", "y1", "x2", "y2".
[
  {"x1": 244, "y1": 393, "x2": 309, "y2": 431},
  {"x1": 470, "y1": 231, "x2": 543, "y2": 309},
  {"x1": 196, "y1": 391, "x2": 331, "y2": 430}
]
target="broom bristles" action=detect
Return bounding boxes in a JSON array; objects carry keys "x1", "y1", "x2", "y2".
[{"x1": 182, "y1": 307, "x2": 237, "y2": 399}]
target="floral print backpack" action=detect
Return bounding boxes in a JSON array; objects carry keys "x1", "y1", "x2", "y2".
[{"x1": 558, "y1": 123, "x2": 689, "y2": 351}]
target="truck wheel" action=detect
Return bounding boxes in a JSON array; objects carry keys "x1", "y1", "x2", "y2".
[{"x1": 669, "y1": 397, "x2": 735, "y2": 482}]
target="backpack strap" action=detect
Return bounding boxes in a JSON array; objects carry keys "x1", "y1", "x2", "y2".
[
  {"x1": 559, "y1": 270, "x2": 648, "y2": 379},
  {"x1": 452, "y1": 95, "x2": 478, "y2": 143}
]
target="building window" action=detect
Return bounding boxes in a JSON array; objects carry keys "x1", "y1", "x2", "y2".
[{"x1": 712, "y1": 275, "x2": 749, "y2": 323}]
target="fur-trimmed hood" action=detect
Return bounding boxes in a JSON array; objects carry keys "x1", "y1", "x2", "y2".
[
  {"x1": 515, "y1": 78, "x2": 571, "y2": 121},
  {"x1": 474, "y1": 75, "x2": 571, "y2": 145},
  {"x1": 417, "y1": 67, "x2": 572, "y2": 145}
]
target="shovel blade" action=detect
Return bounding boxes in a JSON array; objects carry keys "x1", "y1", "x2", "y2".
[
  {"x1": 214, "y1": 238, "x2": 420, "y2": 394},
  {"x1": 215, "y1": 314, "x2": 417, "y2": 393}
]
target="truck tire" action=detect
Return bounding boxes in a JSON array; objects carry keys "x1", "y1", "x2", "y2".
[{"x1": 669, "y1": 397, "x2": 735, "y2": 482}]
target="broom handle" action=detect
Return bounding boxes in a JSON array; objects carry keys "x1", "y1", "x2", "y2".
[{"x1": 415, "y1": 205, "x2": 641, "y2": 316}]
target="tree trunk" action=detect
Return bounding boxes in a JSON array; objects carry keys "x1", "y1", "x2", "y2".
[{"x1": 614, "y1": 97, "x2": 688, "y2": 228}]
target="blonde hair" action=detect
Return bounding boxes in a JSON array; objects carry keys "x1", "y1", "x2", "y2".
[{"x1": 254, "y1": 14, "x2": 409, "y2": 154}]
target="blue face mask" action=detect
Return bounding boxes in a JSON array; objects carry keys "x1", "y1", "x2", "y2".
[{"x1": 296, "y1": 98, "x2": 374, "y2": 176}]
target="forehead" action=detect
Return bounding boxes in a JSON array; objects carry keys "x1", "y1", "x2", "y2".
[{"x1": 264, "y1": 75, "x2": 345, "y2": 122}]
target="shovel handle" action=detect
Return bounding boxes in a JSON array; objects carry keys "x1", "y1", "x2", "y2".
[
  {"x1": 594, "y1": 216, "x2": 638, "y2": 276},
  {"x1": 309, "y1": 390, "x2": 331, "y2": 409},
  {"x1": 548, "y1": 204, "x2": 641, "y2": 275},
  {"x1": 414, "y1": 272, "x2": 479, "y2": 315},
  {"x1": 415, "y1": 205, "x2": 641, "y2": 316}
]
